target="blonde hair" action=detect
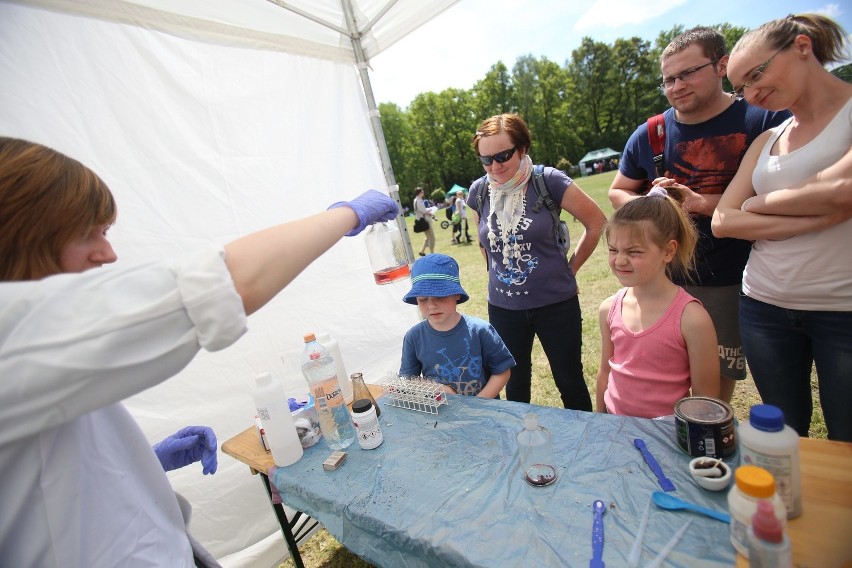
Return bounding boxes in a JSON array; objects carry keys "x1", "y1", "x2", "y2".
[
  {"x1": 0, "y1": 137, "x2": 116, "y2": 281},
  {"x1": 733, "y1": 14, "x2": 849, "y2": 66},
  {"x1": 605, "y1": 195, "x2": 698, "y2": 282}
]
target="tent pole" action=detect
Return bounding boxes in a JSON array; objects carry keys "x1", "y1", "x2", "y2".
[{"x1": 341, "y1": 0, "x2": 415, "y2": 264}]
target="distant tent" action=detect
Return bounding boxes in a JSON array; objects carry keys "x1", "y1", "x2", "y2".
[
  {"x1": 578, "y1": 147, "x2": 622, "y2": 176},
  {"x1": 447, "y1": 184, "x2": 468, "y2": 196}
]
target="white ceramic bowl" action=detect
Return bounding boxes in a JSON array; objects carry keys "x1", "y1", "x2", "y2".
[{"x1": 689, "y1": 457, "x2": 731, "y2": 491}]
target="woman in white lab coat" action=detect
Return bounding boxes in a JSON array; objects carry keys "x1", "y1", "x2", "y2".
[{"x1": 0, "y1": 137, "x2": 398, "y2": 567}]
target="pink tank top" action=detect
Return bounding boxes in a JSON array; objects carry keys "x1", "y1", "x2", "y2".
[{"x1": 604, "y1": 287, "x2": 699, "y2": 418}]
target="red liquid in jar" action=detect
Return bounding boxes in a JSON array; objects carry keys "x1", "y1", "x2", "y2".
[{"x1": 373, "y1": 264, "x2": 410, "y2": 285}]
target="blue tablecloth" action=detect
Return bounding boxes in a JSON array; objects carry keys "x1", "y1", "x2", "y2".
[{"x1": 271, "y1": 395, "x2": 737, "y2": 567}]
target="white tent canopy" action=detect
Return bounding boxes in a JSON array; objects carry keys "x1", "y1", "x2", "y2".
[{"x1": 0, "y1": 0, "x2": 456, "y2": 565}]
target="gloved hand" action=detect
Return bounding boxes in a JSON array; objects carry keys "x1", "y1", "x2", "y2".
[
  {"x1": 328, "y1": 189, "x2": 399, "y2": 236},
  {"x1": 152, "y1": 426, "x2": 218, "y2": 475}
]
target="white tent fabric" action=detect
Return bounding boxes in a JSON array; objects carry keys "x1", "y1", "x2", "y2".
[{"x1": 0, "y1": 0, "x2": 457, "y2": 565}]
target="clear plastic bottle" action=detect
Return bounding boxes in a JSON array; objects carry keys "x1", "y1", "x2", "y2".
[
  {"x1": 748, "y1": 499, "x2": 793, "y2": 568},
  {"x1": 315, "y1": 332, "x2": 353, "y2": 404},
  {"x1": 517, "y1": 413, "x2": 557, "y2": 486},
  {"x1": 728, "y1": 465, "x2": 787, "y2": 557},
  {"x1": 739, "y1": 404, "x2": 802, "y2": 519},
  {"x1": 252, "y1": 372, "x2": 303, "y2": 467},
  {"x1": 301, "y1": 333, "x2": 356, "y2": 450}
]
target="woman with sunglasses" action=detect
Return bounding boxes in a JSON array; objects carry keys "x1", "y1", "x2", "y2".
[
  {"x1": 712, "y1": 14, "x2": 852, "y2": 442},
  {"x1": 468, "y1": 114, "x2": 606, "y2": 410}
]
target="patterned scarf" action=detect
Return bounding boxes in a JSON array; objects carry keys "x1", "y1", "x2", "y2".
[{"x1": 486, "y1": 155, "x2": 533, "y2": 268}]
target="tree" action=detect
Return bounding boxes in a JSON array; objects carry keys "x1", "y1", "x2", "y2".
[{"x1": 378, "y1": 102, "x2": 413, "y2": 204}]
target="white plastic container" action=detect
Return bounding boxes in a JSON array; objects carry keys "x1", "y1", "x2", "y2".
[
  {"x1": 351, "y1": 398, "x2": 383, "y2": 450},
  {"x1": 252, "y1": 372, "x2": 303, "y2": 467},
  {"x1": 364, "y1": 221, "x2": 410, "y2": 285},
  {"x1": 728, "y1": 465, "x2": 787, "y2": 558},
  {"x1": 738, "y1": 404, "x2": 801, "y2": 519},
  {"x1": 748, "y1": 499, "x2": 793, "y2": 567},
  {"x1": 315, "y1": 332, "x2": 353, "y2": 404}
]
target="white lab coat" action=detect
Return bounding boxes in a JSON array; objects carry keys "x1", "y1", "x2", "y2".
[{"x1": 0, "y1": 247, "x2": 247, "y2": 567}]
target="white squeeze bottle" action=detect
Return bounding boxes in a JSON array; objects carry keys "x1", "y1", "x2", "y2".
[
  {"x1": 738, "y1": 404, "x2": 802, "y2": 519},
  {"x1": 315, "y1": 332, "x2": 353, "y2": 404},
  {"x1": 252, "y1": 372, "x2": 303, "y2": 467},
  {"x1": 301, "y1": 333, "x2": 356, "y2": 451}
]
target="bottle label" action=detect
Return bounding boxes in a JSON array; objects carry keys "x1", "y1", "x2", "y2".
[
  {"x1": 311, "y1": 378, "x2": 344, "y2": 410},
  {"x1": 353, "y1": 411, "x2": 383, "y2": 450},
  {"x1": 741, "y1": 449, "x2": 794, "y2": 513}
]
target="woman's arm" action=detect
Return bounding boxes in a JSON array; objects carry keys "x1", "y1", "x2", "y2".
[
  {"x1": 478, "y1": 369, "x2": 510, "y2": 399},
  {"x1": 562, "y1": 182, "x2": 607, "y2": 274},
  {"x1": 712, "y1": 134, "x2": 841, "y2": 241},
  {"x1": 225, "y1": 190, "x2": 397, "y2": 315},
  {"x1": 741, "y1": 147, "x2": 852, "y2": 215},
  {"x1": 681, "y1": 302, "x2": 720, "y2": 399},
  {"x1": 595, "y1": 298, "x2": 614, "y2": 413}
]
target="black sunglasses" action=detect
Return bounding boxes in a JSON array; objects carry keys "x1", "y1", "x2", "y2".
[{"x1": 478, "y1": 147, "x2": 517, "y2": 166}]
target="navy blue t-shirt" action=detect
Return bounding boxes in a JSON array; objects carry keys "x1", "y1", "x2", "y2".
[{"x1": 619, "y1": 100, "x2": 790, "y2": 286}]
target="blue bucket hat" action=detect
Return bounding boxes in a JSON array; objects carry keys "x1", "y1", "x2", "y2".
[{"x1": 403, "y1": 254, "x2": 469, "y2": 305}]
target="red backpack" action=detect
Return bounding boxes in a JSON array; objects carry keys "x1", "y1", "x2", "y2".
[{"x1": 647, "y1": 113, "x2": 666, "y2": 178}]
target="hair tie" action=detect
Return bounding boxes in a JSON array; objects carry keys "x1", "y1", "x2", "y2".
[{"x1": 646, "y1": 187, "x2": 668, "y2": 198}]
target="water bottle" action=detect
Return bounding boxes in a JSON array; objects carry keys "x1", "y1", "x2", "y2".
[
  {"x1": 364, "y1": 221, "x2": 410, "y2": 285},
  {"x1": 252, "y1": 372, "x2": 303, "y2": 467},
  {"x1": 315, "y1": 332, "x2": 353, "y2": 404},
  {"x1": 517, "y1": 413, "x2": 557, "y2": 486},
  {"x1": 738, "y1": 404, "x2": 802, "y2": 519},
  {"x1": 301, "y1": 333, "x2": 356, "y2": 450}
]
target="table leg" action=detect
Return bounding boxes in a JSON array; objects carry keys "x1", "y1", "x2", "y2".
[{"x1": 259, "y1": 471, "x2": 317, "y2": 568}]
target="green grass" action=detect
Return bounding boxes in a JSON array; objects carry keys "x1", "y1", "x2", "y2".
[{"x1": 281, "y1": 170, "x2": 826, "y2": 567}]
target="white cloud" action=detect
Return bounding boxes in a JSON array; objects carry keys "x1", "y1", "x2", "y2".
[
  {"x1": 813, "y1": 3, "x2": 841, "y2": 18},
  {"x1": 574, "y1": 0, "x2": 688, "y2": 30}
]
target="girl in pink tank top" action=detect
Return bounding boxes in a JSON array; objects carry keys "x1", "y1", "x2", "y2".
[{"x1": 596, "y1": 189, "x2": 720, "y2": 418}]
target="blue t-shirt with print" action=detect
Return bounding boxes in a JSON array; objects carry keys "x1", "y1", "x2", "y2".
[
  {"x1": 399, "y1": 314, "x2": 515, "y2": 396},
  {"x1": 619, "y1": 99, "x2": 790, "y2": 286},
  {"x1": 468, "y1": 167, "x2": 577, "y2": 310}
]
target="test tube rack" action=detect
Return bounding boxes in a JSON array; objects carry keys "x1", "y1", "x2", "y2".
[{"x1": 380, "y1": 375, "x2": 449, "y2": 414}]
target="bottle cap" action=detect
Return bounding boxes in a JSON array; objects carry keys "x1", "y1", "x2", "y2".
[
  {"x1": 751, "y1": 499, "x2": 783, "y2": 543},
  {"x1": 303, "y1": 332, "x2": 316, "y2": 343},
  {"x1": 523, "y1": 413, "x2": 539, "y2": 431},
  {"x1": 352, "y1": 398, "x2": 373, "y2": 413},
  {"x1": 735, "y1": 465, "x2": 776, "y2": 498},
  {"x1": 749, "y1": 404, "x2": 785, "y2": 432},
  {"x1": 255, "y1": 371, "x2": 272, "y2": 386}
]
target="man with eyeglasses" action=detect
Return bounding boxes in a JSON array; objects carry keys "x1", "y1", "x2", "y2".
[{"x1": 608, "y1": 27, "x2": 790, "y2": 403}]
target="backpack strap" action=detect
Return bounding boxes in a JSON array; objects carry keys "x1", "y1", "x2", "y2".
[
  {"x1": 646, "y1": 113, "x2": 666, "y2": 178},
  {"x1": 471, "y1": 175, "x2": 488, "y2": 215}
]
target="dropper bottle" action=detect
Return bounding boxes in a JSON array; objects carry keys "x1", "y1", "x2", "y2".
[{"x1": 747, "y1": 499, "x2": 792, "y2": 567}]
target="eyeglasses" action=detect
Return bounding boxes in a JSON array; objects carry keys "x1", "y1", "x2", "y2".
[
  {"x1": 478, "y1": 147, "x2": 517, "y2": 166},
  {"x1": 730, "y1": 40, "x2": 792, "y2": 99},
  {"x1": 659, "y1": 59, "x2": 720, "y2": 91}
]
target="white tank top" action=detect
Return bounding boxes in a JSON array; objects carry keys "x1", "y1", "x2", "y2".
[{"x1": 743, "y1": 96, "x2": 852, "y2": 310}]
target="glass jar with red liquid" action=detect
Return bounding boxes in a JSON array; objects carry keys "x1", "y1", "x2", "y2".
[{"x1": 365, "y1": 221, "x2": 410, "y2": 285}]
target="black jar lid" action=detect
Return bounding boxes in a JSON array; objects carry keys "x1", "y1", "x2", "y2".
[{"x1": 352, "y1": 398, "x2": 373, "y2": 413}]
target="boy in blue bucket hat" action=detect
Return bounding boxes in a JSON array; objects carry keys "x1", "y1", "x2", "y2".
[{"x1": 400, "y1": 254, "x2": 515, "y2": 397}]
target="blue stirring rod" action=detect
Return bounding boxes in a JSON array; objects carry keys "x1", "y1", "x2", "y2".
[{"x1": 634, "y1": 438, "x2": 676, "y2": 492}]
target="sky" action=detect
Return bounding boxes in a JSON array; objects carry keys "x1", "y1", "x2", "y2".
[{"x1": 369, "y1": 0, "x2": 850, "y2": 108}]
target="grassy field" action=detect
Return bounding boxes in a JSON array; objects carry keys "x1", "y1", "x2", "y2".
[{"x1": 281, "y1": 170, "x2": 825, "y2": 568}]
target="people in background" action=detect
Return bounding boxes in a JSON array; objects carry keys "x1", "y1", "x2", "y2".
[
  {"x1": 597, "y1": 189, "x2": 720, "y2": 418},
  {"x1": 413, "y1": 186, "x2": 435, "y2": 256},
  {"x1": 0, "y1": 137, "x2": 398, "y2": 566},
  {"x1": 468, "y1": 113, "x2": 606, "y2": 410},
  {"x1": 399, "y1": 254, "x2": 515, "y2": 398},
  {"x1": 712, "y1": 14, "x2": 852, "y2": 441},
  {"x1": 609, "y1": 26, "x2": 790, "y2": 403}
]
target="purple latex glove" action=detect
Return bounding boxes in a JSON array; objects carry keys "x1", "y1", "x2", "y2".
[
  {"x1": 152, "y1": 426, "x2": 218, "y2": 475},
  {"x1": 328, "y1": 189, "x2": 399, "y2": 236}
]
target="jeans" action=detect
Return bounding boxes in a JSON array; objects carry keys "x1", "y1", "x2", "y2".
[
  {"x1": 740, "y1": 294, "x2": 852, "y2": 441},
  {"x1": 488, "y1": 296, "x2": 591, "y2": 411}
]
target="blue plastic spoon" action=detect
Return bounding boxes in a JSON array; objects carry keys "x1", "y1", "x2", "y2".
[
  {"x1": 651, "y1": 491, "x2": 731, "y2": 523},
  {"x1": 590, "y1": 499, "x2": 605, "y2": 567}
]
